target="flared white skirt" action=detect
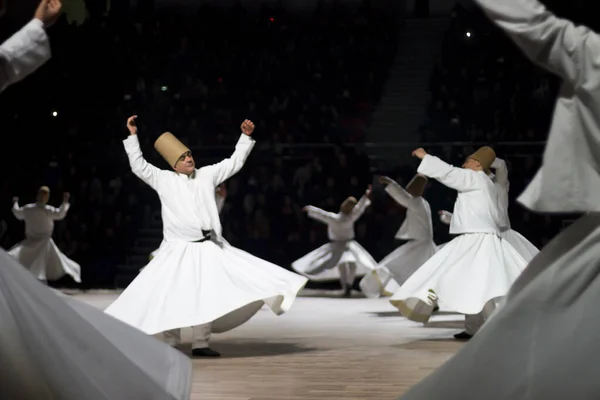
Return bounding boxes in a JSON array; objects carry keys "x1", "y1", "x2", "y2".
[
  {"x1": 8, "y1": 237, "x2": 81, "y2": 283},
  {"x1": 390, "y1": 233, "x2": 527, "y2": 323},
  {"x1": 398, "y1": 213, "x2": 600, "y2": 400},
  {"x1": 291, "y1": 240, "x2": 376, "y2": 281},
  {"x1": 359, "y1": 239, "x2": 438, "y2": 298},
  {"x1": 105, "y1": 239, "x2": 307, "y2": 335},
  {"x1": 0, "y1": 249, "x2": 191, "y2": 400},
  {"x1": 500, "y1": 228, "x2": 539, "y2": 263}
]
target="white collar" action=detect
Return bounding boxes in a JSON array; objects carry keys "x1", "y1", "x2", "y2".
[{"x1": 175, "y1": 170, "x2": 196, "y2": 180}]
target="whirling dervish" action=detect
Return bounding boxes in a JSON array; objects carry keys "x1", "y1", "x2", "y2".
[
  {"x1": 105, "y1": 116, "x2": 307, "y2": 357},
  {"x1": 292, "y1": 186, "x2": 377, "y2": 297},
  {"x1": 438, "y1": 156, "x2": 539, "y2": 262},
  {"x1": 359, "y1": 174, "x2": 437, "y2": 298},
  {"x1": 10, "y1": 187, "x2": 81, "y2": 284},
  {"x1": 390, "y1": 146, "x2": 528, "y2": 339}
]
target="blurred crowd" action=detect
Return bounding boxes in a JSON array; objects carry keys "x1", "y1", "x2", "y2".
[
  {"x1": 0, "y1": 3, "x2": 397, "y2": 287},
  {"x1": 0, "y1": 2, "x2": 582, "y2": 288}
]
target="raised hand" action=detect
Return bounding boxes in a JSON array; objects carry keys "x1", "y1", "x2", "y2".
[
  {"x1": 63, "y1": 192, "x2": 70, "y2": 203},
  {"x1": 366, "y1": 184, "x2": 373, "y2": 199},
  {"x1": 412, "y1": 148, "x2": 427, "y2": 160},
  {"x1": 12, "y1": 197, "x2": 19, "y2": 204},
  {"x1": 241, "y1": 119, "x2": 255, "y2": 136},
  {"x1": 127, "y1": 115, "x2": 138, "y2": 136},
  {"x1": 34, "y1": 0, "x2": 62, "y2": 28}
]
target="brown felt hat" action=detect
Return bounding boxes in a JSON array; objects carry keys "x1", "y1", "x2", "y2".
[
  {"x1": 154, "y1": 132, "x2": 191, "y2": 168},
  {"x1": 468, "y1": 146, "x2": 496, "y2": 171},
  {"x1": 340, "y1": 196, "x2": 358, "y2": 214}
]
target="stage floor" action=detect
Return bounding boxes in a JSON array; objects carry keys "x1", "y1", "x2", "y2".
[{"x1": 75, "y1": 289, "x2": 465, "y2": 400}]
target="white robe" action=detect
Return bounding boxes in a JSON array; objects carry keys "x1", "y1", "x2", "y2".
[
  {"x1": 105, "y1": 134, "x2": 307, "y2": 335},
  {"x1": 399, "y1": 1, "x2": 600, "y2": 397},
  {"x1": 0, "y1": 19, "x2": 50, "y2": 93},
  {"x1": 9, "y1": 201, "x2": 81, "y2": 283},
  {"x1": 437, "y1": 160, "x2": 539, "y2": 262},
  {"x1": 359, "y1": 181, "x2": 437, "y2": 298},
  {"x1": 291, "y1": 195, "x2": 377, "y2": 283},
  {"x1": 149, "y1": 192, "x2": 225, "y2": 261},
  {"x1": 0, "y1": 249, "x2": 191, "y2": 400},
  {"x1": 389, "y1": 155, "x2": 527, "y2": 323}
]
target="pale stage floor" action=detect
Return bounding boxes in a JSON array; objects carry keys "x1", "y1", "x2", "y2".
[{"x1": 74, "y1": 289, "x2": 466, "y2": 400}]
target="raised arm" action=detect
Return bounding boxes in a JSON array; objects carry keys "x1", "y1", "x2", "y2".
[
  {"x1": 48, "y1": 194, "x2": 70, "y2": 220},
  {"x1": 381, "y1": 177, "x2": 420, "y2": 210},
  {"x1": 205, "y1": 120, "x2": 256, "y2": 187},
  {"x1": 303, "y1": 206, "x2": 338, "y2": 225},
  {"x1": 11, "y1": 198, "x2": 25, "y2": 220},
  {"x1": 123, "y1": 116, "x2": 165, "y2": 190},
  {"x1": 473, "y1": 0, "x2": 600, "y2": 85},
  {"x1": 0, "y1": 0, "x2": 62, "y2": 92},
  {"x1": 491, "y1": 157, "x2": 509, "y2": 190},
  {"x1": 417, "y1": 154, "x2": 482, "y2": 193},
  {"x1": 349, "y1": 193, "x2": 371, "y2": 222}
]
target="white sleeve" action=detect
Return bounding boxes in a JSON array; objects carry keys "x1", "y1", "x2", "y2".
[
  {"x1": 0, "y1": 19, "x2": 51, "y2": 92},
  {"x1": 418, "y1": 155, "x2": 482, "y2": 193},
  {"x1": 123, "y1": 135, "x2": 165, "y2": 191}
]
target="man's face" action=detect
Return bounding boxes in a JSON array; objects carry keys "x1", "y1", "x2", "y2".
[
  {"x1": 37, "y1": 191, "x2": 49, "y2": 204},
  {"x1": 174, "y1": 151, "x2": 195, "y2": 175},
  {"x1": 462, "y1": 157, "x2": 482, "y2": 171}
]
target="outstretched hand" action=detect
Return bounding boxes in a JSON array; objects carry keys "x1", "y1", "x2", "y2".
[
  {"x1": 12, "y1": 197, "x2": 19, "y2": 204},
  {"x1": 63, "y1": 192, "x2": 70, "y2": 202},
  {"x1": 127, "y1": 115, "x2": 138, "y2": 136},
  {"x1": 366, "y1": 184, "x2": 372, "y2": 199},
  {"x1": 34, "y1": 0, "x2": 62, "y2": 28},
  {"x1": 241, "y1": 120, "x2": 255, "y2": 136},
  {"x1": 412, "y1": 148, "x2": 427, "y2": 160}
]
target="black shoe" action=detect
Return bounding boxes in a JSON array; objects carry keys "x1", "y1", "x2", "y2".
[
  {"x1": 433, "y1": 306, "x2": 440, "y2": 312},
  {"x1": 453, "y1": 331, "x2": 473, "y2": 341},
  {"x1": 343, "y1": 287, "x2": 352, "y2": 298},
  {"x1": 191, "y1": 347, "x2": 221, "y2": 357}
]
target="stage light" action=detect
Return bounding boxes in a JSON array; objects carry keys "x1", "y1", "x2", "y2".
[
  {"x1": 52, "y1": 111, "x2": 58, "y2": 117},
  {"x1": 269, "y1": 17, "x2": 275, "y2": 22},
  {"x1": 465, "y1": 31, "x2": 472, "y2": 38},
  {"x1": 161, "y1": 86, "x2": 168, "y2": 92}
]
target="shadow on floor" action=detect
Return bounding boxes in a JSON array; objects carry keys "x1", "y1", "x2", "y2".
[
  {"x1": 178, "y1": 341, "x2": 318, "y2": 359},
  {"x1": 424, "y1": 320, "x2": 464, "y2": 329},
  {"x1": 367, "y1": 310, "x2": 460, "y2": 318},
  {"x1": 299, "y1": 290, "x2": 366, "y2": 299},
  {"x1": 393, "y1": 337, "x2": 464, "y2": 352}
]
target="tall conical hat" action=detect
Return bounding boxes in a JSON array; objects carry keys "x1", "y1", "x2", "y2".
[
  {"x1": 38, "y1": 186, "x2": 50, "y2": 193},
  {"x1": 154, "y1": 132, "x2": 190, "y2": 168},
  {"x1": 406, "y1": 174, "x2": 428, "y2": 197},
  {"x1": 468, "y1": 146, "x2": 496, "y2": 171},
  {"x1": 340, "y1": 196, "x2": 358, "y2": 214}
]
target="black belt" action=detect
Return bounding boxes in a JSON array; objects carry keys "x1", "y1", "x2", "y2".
[{"x1": 191, "y1": 230, "x2": 212, "y2": 243}]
